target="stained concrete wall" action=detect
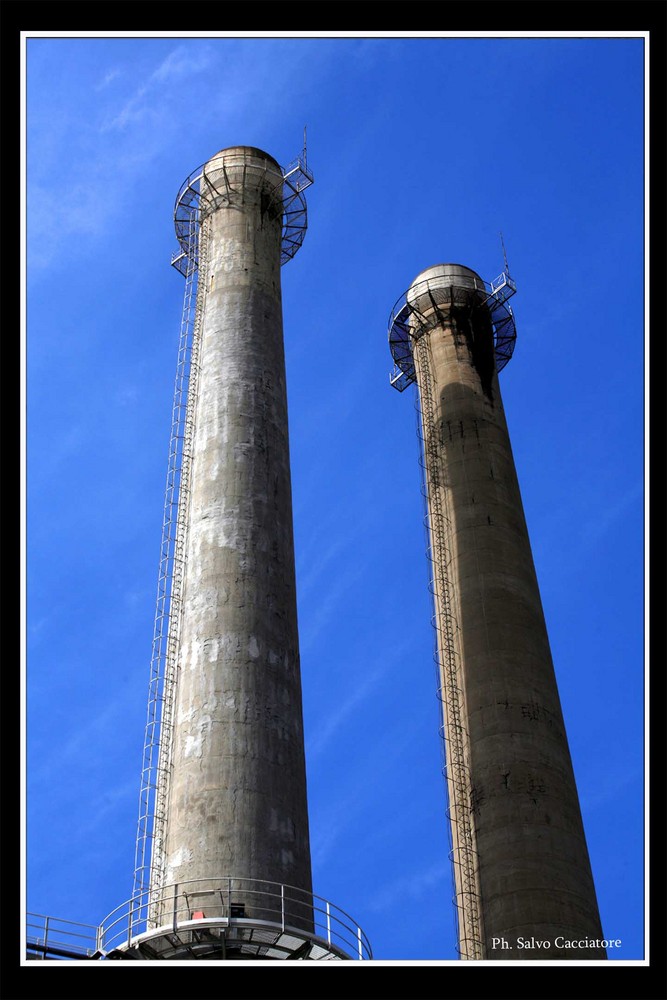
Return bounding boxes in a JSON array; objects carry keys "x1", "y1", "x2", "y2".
[
  {"x1": 410, "y1": 264, "x2": 605, "y2": 960},
  {"x1": 160, "y1": 147, "x2": 312, "y2": 925}
]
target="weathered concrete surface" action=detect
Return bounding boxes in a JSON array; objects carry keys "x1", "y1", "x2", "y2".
[
  {"x1": 161, "y1": 147, "x2": 312, "y2": 922},
  {"x1": 410, "y1": 264, "x2": 605, "y2": 960}
]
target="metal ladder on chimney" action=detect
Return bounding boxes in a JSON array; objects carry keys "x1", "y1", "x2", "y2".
[
  {"x1": 413, "y1": 329, "x2": 484, "y2": 960},
  {"x1": 132, "y1": 210, "x2": 210, "y2": 933}
]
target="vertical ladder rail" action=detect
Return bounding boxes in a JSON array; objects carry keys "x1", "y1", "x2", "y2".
[
  {"x1": 131, "y1": 209, "x2": 209, "y2": 933},
  {"x1": 413, "y1": 330, "x2": 484, "y2": 960}
]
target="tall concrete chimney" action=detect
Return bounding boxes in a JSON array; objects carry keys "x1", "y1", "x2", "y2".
[
  {"x1": 100, "y1": 145, "x2": 371, "y2": 961},
  {"x1": 388, "y1": 263, "x2": 605, "y2": 960},
  {"x1": 162, "y1": 147, "x2": 310, "y2": 896}
]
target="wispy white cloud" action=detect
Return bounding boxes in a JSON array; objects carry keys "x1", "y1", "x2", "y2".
[
  {"x1": 28, "y1": 423, "x2": 89, "y2": 483},
  {"x1": 73, "y1": 778, "x2": 138, "y2": 839},
  {"x1": 123, "y1": 586, "x2": 151, "y2": 609},
  {"x1": 28, "y1": 615, "x2": 54, "y2": 643},
  {"x1": 307, "y1": 663, "x2": 383, "y2": 762},
  {"x1": 152, "y1": 46, "x2": 213, "y2": 83},
  {"x1": 299, "y1": 563, "x2": 365, "y2": 653},
  {"x1": 102, "y1": 45, "x2": 214, "y2": 133},
  {"x1": 95, "y1": 67, "x2": 121, "y2": 91},
  {"x1": 296, "y1": 533, "x2": 350, "y2": 604},
  {"x1": 295, "y1": 466, "x2": 386, "y2": 617},
  {"x1": 29, "y1": 699, "x2": 131, "y2": 789},
  {"x1": 365, "y1": 862, "x2": 450, "y2": 914},
  {"x1": 310, "y1": 725, "x2": 420, "y2": 869},
  {"x1": 310, "y1": 811, "x2": 353, "y2": 872},
  {"x1": 582, "y1": 479, "x2": 643, "y2": 547},
  {"x1": 29, "y1": 44, "x2": 218, "y2": 272},
  {"x1": 116, "y1": 384, "x2": 139, "y2": 407},
  {"x1": 580, "y1": 762, "x2": 643, "y2": 814},
  {"x1": 307, "y1": 636, "x2": 414, "y2": 761},
  {"x1": 28, "y1": 180, "x2": 112, "y2": 271}
]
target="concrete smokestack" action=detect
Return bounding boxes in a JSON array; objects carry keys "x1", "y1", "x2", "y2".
[
  {"x1": 161, "y1": 146, "x2": 311, "y2": 902},
  {"x1": 99, "y1": 145, "x2": 372, "y2": 960},
  {"x1": 389, "y1": 263, "x2": 605, "y2": 960}
]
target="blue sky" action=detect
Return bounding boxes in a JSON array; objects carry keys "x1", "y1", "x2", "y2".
[{"x1": 25, "y1": 33, "x2": 645, "y2": 964}]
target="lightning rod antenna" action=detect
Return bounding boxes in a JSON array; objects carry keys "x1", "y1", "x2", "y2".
[{"x1": 500, "y1": 231, "x2": 511, "y2": 276}]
